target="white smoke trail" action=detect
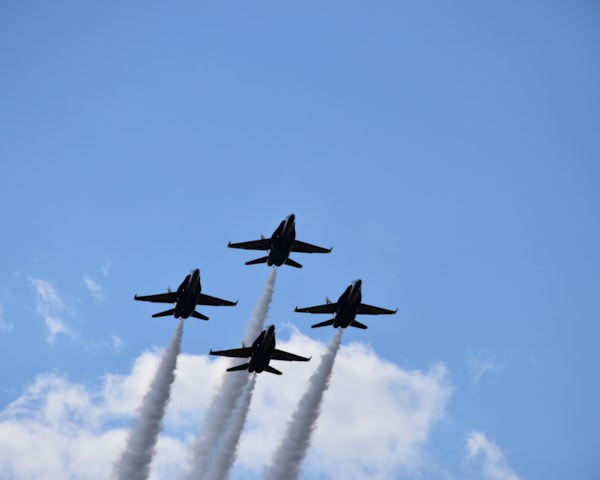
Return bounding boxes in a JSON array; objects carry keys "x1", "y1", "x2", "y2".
[
  {"x1": 265, "y1": 329, "x2": 343, "y2": 480},
  {"x1": 113, "y1": 318, "x2": 185, "y2": 480},
  {"x1": 205, "y1": 374, "x2": 257, "y2": 480},
  {"x1": 241, "y1": 268, "x2": 277, "y2": 346},
  {"x1": 185, "y1": 268, "x2": 277, "y2": 479}
]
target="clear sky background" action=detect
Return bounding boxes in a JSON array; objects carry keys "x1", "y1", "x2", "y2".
[{"x1": 1, "y1": 2, "x2": 599, "y2": 479}]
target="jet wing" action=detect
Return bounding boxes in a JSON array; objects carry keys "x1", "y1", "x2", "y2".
[
  {"x1": 197, "y1": 293, "x2": 238, "y2": 307},
  {"x1": 227, "y1": 239, "x2": 272, "y2": 251},
  {"x1": 356, "y1": 303, "x2": 398, "y2": 315},
  {"x1": 295, "y1": 303, "x2": 338, "y2": 314},
  {"x1": 291, "y1": 240, "x2": 332, "y2": 254},
  {"x1": 271, "y1": 348, "x2": 311, "y2": 362},
  {"x1": 134, "y1": 292, "x2": 178, "y2": 304},
  {"x1": 209, "y1": 347, "x2": 252, "y2": 358}
]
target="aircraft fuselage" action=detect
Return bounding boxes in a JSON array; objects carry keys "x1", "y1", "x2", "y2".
[
  {"x1": 174, "y1": 268, "x2": 201, "y2": 318},
  {"x1": 248, "y1": 325, "x2": 277, "y2": 373},
  {"x1": 267, "y1": 214, "x2": 296, "y2": 266},
  {"x1": 332, "y1": 280, "x2": 363, "y2": 328}
]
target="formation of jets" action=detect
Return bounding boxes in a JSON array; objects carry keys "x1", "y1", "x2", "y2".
[{"x1": 134, "y1": 214, "x2": 397, "y2": 374}]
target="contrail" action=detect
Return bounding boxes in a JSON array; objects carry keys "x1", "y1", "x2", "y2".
[
  {"x1": 205, "y1": 374, "x2": 257, "y2": 480},
  {"x1": 113, "y1": 318, "x2": 185, "y2": 480},
  {"x1": 185, "y1": 268, "x2": 277, "y2": 479},
  {"x1": 265, "y1": 329, "x2": 343, "y2": 480}
]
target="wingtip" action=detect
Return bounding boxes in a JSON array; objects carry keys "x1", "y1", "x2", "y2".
[{"x1": 294, "y1": 306, "x2": 299, "y2": 312}]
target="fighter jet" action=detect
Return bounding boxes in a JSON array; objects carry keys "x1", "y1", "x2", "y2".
[
  {"x1": 294, "y1": 279, "x2": 397, "y2": 329},
  {"x1": 209, "y1": 325, "x2": 311, "y2": 375},
  {"x1": 133, "y1": 268, "x2": 237, "y2": 320},
  {"x1": 227, "y1": 214, "x2": 332, "y2": 268}
]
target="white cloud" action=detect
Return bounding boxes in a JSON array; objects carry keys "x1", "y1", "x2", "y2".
[
  {"x1": 30, "y1": 278, "x2": 74, "y2": 344},
  {"x1": 83, "y1": 273, "x2": 105, "y2": 303},
  {"x1": 466, "y1": 431, "x2": 520, "y2": 480},
  {"x1": 0, "y1": 331, "x2": 453, "y2": 480},
  {"x1": 465, "y1": 348, "x2": 512, "y2": 384}
]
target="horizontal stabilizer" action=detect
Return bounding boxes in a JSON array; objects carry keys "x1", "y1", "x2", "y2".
[
  {"x1": 227, "y1": 363, "x2": 250, "y2": 372},
  {"x1": 265, "y1": 365, "x2": 282, "y2": 375},
  {"x1": 152, "y1": 309, "x2": 175, "y2": 318},
  {"x1": 311, "y1": 319, "x2": 336, "y2": 329},
  {"x1": 191, "y1": 310, "x2": 209, "y2": 320},
  {"x1": 284, "y1": 257, "x2": 303, "y2": 268},
  {"x1": 245, "y1": 256, "x2": 269, "y2": 266},
  {"x1": 350, "y1": 319, "x2": 368, "y2": 329}
]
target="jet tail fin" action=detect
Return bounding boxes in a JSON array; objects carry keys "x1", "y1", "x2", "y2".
[
  {"x1": 350, "y1": 319, "x2": 368, "y2": 329},
  {"x1": 245, "y1": 256, "x2": 269, "y2": 266},
  {"x1": 284, "y1": 257, "x2": 303, "y2": 268},
  {"x1": 265, "y1": 365, "x2": 283, "y2": 375},
  {"x1": 311, "y1": 319, "x2": 336, "y2": 329},
  {"x1": 152, "y1": 309, "x2": 176, "y2": 318},
  {"x1": 191, "y1": 310, "x2": 209, "y2": 320},
  {"x1": 227, "y1": 363, "x2": 250, "y2": 372}
]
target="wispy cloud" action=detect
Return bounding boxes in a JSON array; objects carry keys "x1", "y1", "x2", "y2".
[
  {"x1": 0, "y1": 301, "x2": 14, "y2": 333},
  {"x1": 112, "y1": 335, "x2": 124, "y2": 353},
  {"x1": 466, "y1": 431, "x2": 520, "y2": 480},
  {"x1": 465, "y1": 348, "x2": 512, "y2": 384},
  {"x1": 101, "y1": 258, "x2": 112, "y2": 278},
  {"x1": 83, "y1": 274, "x2": 105, "y2": 303},
  {"x1": 30, "y1": 278, "x2": 74, "y2": 344}
]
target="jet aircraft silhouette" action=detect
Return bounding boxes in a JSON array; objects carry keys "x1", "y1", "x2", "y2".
[
  {"x1": 295, "y1": 279, "x2": 397, "y2": 329},
  {"x1": 209, "y1": 325, "x2": 311, "y2": 375},
  {"x1": 227, "y1": 214, "x2": 332, "y2": 268},
  {"x1": 134, "y1": 268, "x2": 237, "y2": 319}
]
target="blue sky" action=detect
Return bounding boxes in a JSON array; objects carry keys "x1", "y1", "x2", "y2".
[{"x1": 1, "y1": 2, "x2": 599, "y2": 479}]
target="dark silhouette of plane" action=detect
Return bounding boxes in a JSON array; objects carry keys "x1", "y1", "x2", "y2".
[
  {"x1": 227, "y1": 214, "x2": 332, "y2": 268},
  {"x1": 133, "y1": 268, "x2": 237, "y2": 320},
  {"x1": 295, "y1": 279, "x2": 397, "y2": 329},
  {"x1": 209, "y1": 325, "x2": 311, "y2": 375}
]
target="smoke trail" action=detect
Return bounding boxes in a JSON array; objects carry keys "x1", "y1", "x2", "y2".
[
  {"x1": 241, "y1": 268, "x2": 277, "y2": 346},
  {"x1": 265, "y1": 329, "x2": 343, "y2": 480},
  {"x1": 185, "y1": 268, "x2": 277, "y2": 479},
  {"x1": 113, "y1": 318, "x2": 185, "y2": 480},
  {"x1": 204, "y1": 374, "x2": 257, "y2": 480}
]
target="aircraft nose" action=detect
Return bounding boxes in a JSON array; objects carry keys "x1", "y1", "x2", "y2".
[{"x1": 288, "y1": 214, "x2": 295, "y2": 222}]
